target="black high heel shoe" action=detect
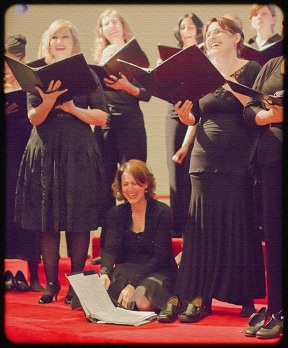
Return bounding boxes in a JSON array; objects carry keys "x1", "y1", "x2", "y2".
[
  {"x1": 64, "y1": 285, "x2": 75, "y2": 304},
  {"x1": 38, "y1": 281, "x2": 61, "y2": 304},
  {"x1": 178, "y1": 296, "x2": 206, "y2": 323},
  {"x1": 15, "y1": 270, "x2": 31, "y2": 292},
  {"x1": 4, "y1": 270, "x2": 15, "y2": 291}
]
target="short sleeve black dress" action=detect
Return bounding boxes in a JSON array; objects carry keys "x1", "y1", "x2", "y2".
[{"x1": 14, "y1": 71, "x2": 108, "y2": 233}]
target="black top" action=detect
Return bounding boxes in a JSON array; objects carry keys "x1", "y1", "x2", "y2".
[
  {"x1": 189, "y1": 61, "x2": 262, "y2": 177},
  {"x1": 247, "y1": 33, "x2": 282, "y2": 48},
  {"x1": 100, "y1": 199, "x2": 178, "y2": 287}
]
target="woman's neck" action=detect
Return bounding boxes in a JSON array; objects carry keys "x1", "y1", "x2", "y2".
[
  {"x1": 256, "y1": 28, "x2": 274, "y2": 46},
  {"x1": 210, "y1": 51, "x2": 240, "y2": 76},
  {"x1": 130, "y1": 199, "x2": 147, "y2": 233}
]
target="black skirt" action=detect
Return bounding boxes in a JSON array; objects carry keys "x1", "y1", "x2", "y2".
[{"x1": 175, "y1": 172, "x2": 266, "y2": 306}]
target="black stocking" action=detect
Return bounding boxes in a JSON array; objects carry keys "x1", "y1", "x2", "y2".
[
  {"x1": 40, "y1": 232, "x2": 60, "y2": 284},
  {"x1": 66, "y1": 232, "x2": 90, "y2": 274}
]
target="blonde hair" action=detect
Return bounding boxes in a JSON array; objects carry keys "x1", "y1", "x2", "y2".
[
  {"x1": 38, "y1": 19, "x2": 81, "y2": 64},
  {"x1": 112, "y1": 160, "x2": 156, "y2": 201},
  {"x1": 92, "y1": 9, "x2": 133, "y2": 63}
]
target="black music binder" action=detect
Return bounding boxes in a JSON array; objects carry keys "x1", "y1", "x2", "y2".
[
  {"x1": 241, "y1": 39, "x2": 283, "y2": 66},
  {"x1": 118, "y1": 45, "x2": 225, "y2": 104},
  {"x1": 5, "y1": 89, "x2": 27, "y2": 118},
  {"x1": 89, "y1": 37, "x2": 149, "y2": 83},
  {"x1": 226, "y1": 80, "x2": 283, "y2": 106},
  {"x1": 157, "y1": 43, "x2": 204, "y2": 61},
  {"x1": 4, "y1": 53, "x2": 98, "y2": 105}
]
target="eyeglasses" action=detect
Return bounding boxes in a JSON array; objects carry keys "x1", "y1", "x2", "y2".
[
  {"x1": 102, "y1": 19, "x2": 121, "y2": 30},
  {"x1": 206, "y1": 28, "x2": 226, "y2": 39}
]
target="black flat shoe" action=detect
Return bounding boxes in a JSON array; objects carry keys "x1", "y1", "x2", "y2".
[
  {"x1": 256, "y1": 309, "x2": 284, "y2": 339},
  {"x1": 244, "y1": 307, "x2": 267, "y2": 337},
  {"x1": 157, "y1": 297, "x2": 179, "y2": 323},
  {"x1": 178, "y1": 296, "x2": 205, "y2": 323},
  {"x1": 4, "y1": 270, "x2": 15, "y2": 291},
  {"x1": 91, "y1": 256, "x2": 101, "y2": 265},
  {"x1": 39, "y1": 281, "x2": 61, "y2": 304},
  {"x1": 15, "y1": 270, "x2": 31, "y2": 292}
]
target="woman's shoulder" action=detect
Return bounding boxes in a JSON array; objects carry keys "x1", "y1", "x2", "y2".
[{"x1": 148, "y1": 199, "x2": 171, "y2": 212}]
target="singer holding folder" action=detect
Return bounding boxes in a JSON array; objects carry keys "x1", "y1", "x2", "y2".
[
  {"x1": 160, "y1": 17, "x2": 266, "y2": 322},
  {"x1": 14, "y1": 20, "x2": 108, "y2": 305},
  {"x1": 92, "y1": 9, "x2": 151, "y2": 258},
  {"x1": 162, "y1": 12, "x2": 203, "y2": 238}
]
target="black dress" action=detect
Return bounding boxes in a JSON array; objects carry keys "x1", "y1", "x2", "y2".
[
  {"x1": 175, "y1": 61, "x2": 266, "y2": 306},
  {"x1": 100, "y1": 199, "x2": 178, "y2": 310},
  {"x1": 14, "y1": 72, "x2": 107, "y2": 233}
]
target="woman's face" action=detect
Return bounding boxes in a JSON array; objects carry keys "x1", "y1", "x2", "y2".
[
  {"x1": 251, "y1": 6, "x2": 276, "y2": 32},
  {"x1": 49, "y1": 27, "x2": 74, "y2": 61},
  {"x1": 205, "y1": 21, "x2": 238, "y2": 56},
  {"x1": 179, "y1": 17, "x2": 198, "y2": 47},
  {"x1": 101, "y1": 14, "x2": 124, "y2": 43},
  {"x1": 121, "y1": 171, "x2": 147, "y2": 205}
]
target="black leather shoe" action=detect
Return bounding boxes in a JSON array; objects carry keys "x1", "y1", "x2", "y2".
[
  {"x1": 91, "y1": 256, "x2": 101, "y2": 265},
  {"x1": 256, "y1": 309, "x2": 284, "y2": 339},
  {"x1": 245, "y1": 307, "x2": 267, "y2": 337},
  {"x1": 178, "y1": 296, "x2": 204, "y2": 323},
  {"x1": 4, "y1": 270, "x2": 15, "y2": 291},
  {"x1": 15, "y1": 270, "x2": 31, "y2": 292},
  {"x1": 157, "y1": 297, "x2": 179, "y2": 323}
]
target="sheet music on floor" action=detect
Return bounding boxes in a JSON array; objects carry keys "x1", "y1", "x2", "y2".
[{"x1": 66, "y1": 271, "x2": 157, "y2": 326}]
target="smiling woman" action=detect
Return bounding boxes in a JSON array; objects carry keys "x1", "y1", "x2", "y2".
[{"x1": 98, "y1": 159, "x2": 178, "y2": 314}]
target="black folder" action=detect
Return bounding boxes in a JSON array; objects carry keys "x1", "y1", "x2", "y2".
[
  {"x1": 157, "y1": 45, "x2": 182, "y2": 61},
  {"x1": 5, "y1": 89, "x2": 28, "y2": 118},
  {"x1": 4, "y1": 53, "x2": 99, "y2": 105},
  {"x1": 89, "y1": 37, "x2": 149, "y2": 83},
  {"x1": 226, "y1": 80, "x2": 283, "y2": 106},
  {"x1": 118, "y1": 45, "x2": 225, "y2": 104},
  {"x1": 26, "y1": 57, "x2": 46, "y2": 68},
  {"x1": 157, "y1": 43, "x2": 204, "y2": 61},
  {"x1": 241, "y1": 39, "x2": 283, "y2": 66}
]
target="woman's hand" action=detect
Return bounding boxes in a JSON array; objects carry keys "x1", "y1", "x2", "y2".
[
  {"x1": 117, "y1": 284, "x2": 135, "y2": 309},
  {"x1": 172, "y1": 145, "x2": 189, "y2": 164},
  {"x1": 174, "y1": 100, "x2": 194, "y2": 125},
  {"x1": 104, "y1": 73, "x2": 130, "y2": 91},
  {"x1": 5, "y1": 102, "x2": 18, "y2": 115},
  {"x1": 99, "y1": 274, "x2": 110, "y2": 290},
  {"x1": 35, "y1": 80, "x2": 68, "y2": 108},
  {"x1": 264, "y1": 103, "x2": 283, "y2": 123}
]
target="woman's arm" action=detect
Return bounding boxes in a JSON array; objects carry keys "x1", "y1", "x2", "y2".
[
  {"x1": 173, "y1": 125, "x2": 197, "y2": 164},
  {"x1": 55, "y1": 101, "x2": 108, "y2": 126}
]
